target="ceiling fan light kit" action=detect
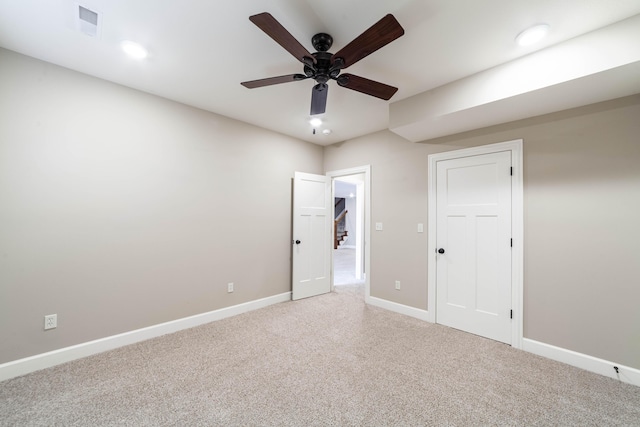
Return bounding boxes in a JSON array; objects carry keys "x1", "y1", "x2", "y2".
[
  {"x1": 241, "y1": 12, "x2": 405, "y2": 115},
  {"x1": 309, "y1": 118, "x2": 322, "y2": 127}
]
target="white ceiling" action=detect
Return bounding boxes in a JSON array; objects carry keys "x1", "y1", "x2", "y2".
[{"x1": 1, "y1": 0, "x2": 639, "y2": 145}]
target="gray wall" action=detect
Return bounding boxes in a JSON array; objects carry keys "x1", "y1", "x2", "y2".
[
  {"x1": 0, "y1": 49, "x2": 323, "y2": 364},
  {"x1": 2, "y1": 44, "x2": 639, "y2": 372},
  {"x1": 324, "y1": 95, "x2": 640, "y2": 369}
]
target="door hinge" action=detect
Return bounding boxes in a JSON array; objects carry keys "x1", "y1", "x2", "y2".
[
  {"x1": 510, "y1": 238, "x2": 513, "y2": 247},
  {"x1": 510, "y1": 167, "x2": 513, "y2": 176},
  {"x1": 510, "y1": 309, "x2": 513, "y2": 319}
]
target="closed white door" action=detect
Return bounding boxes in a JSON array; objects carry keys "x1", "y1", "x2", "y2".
[
  {"x1": 435, "y1": 151, "x2": 512, "y2": 344},
  {"x1": 292, "y1": 172, "x2": 331, "y2": 300}
]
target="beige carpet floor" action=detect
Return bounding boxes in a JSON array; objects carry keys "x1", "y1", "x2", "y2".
[{"x1": 1, "y1": 284, "x2": 639, "y2": 426}]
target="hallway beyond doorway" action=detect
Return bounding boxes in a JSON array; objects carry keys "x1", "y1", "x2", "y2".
[{"x1": 333, "y1": 247, "x2": 365, "y2": 286}]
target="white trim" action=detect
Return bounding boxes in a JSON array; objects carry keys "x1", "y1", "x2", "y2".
[
  {"x1": 523, "y1": 338, "x2": 640, "y2": 388},
  {"x1": 427, "y1": 157, "x2": 438, "y2": 323},
  {"x1": 326, "y1": 165, "x2": 371, "y2": 304},
  {"x1": 427, "y1": 139, "x2": 524, "y2": 348},
  {"x1": 0, "y1": 292, "x2": 291, "y2": 382},
  {"x1": 369, "y1": 297, "x2": 430, "y2": 321},
  {"x1": 511, "y1": 142, "x2": 524, "y2": 348}
]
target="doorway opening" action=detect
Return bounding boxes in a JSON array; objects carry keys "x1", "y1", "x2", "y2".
[
  {"x1": 327, "y1": 166, "x2": 371, "y2": 302},
  {"x1": 333, "y1": 177, "x2": 364, "y2": 287}
]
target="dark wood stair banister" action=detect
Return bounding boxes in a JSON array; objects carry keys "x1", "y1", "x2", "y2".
[
  {"x1": 335, "y1": 198, "x2": 346, "y2": 216},
  {"x1": 334, "y1": 209, "x2": 348, "y2": 249}
]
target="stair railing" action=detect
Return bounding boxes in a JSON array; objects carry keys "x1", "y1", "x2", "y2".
[{"x1": 334, "y1": 209, "x2": 348, "y2": 249}]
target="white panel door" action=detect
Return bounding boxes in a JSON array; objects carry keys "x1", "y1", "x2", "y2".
[
  {"x1": 292, "y1": 172, "x2": 331, "y2": 300},
  {"x1": 436, "y1": 151, "x2": 512, "y2": 343}
]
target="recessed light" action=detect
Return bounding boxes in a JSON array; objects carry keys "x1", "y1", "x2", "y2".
[
  {"x1": 515, "y1": 24, "x2": 550, "y2": 46},
  {"x1": 121, "y1": 41, "x2": 148, "y2": 59},
  {"x1": 309, "y1": 118, "x2": 322, "y2": 127},
  {"x1": 322, "y1": 129, "x2": 331, "y2": 135}
]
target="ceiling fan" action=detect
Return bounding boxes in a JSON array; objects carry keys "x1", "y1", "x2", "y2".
[{"x1": 241, "y1": 12, "x2": 405, "y2": 115}]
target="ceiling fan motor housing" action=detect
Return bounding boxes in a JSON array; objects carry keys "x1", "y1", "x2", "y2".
[
  {"x1": 305, "y1": 33, "x2": 348, "y2": 85},
  {"x1": 309, "y1": 50, "x2": 335, "y2": 84}
]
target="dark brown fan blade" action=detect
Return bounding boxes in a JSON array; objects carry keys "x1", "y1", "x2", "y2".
[
  {"x1": 336, "y1": 73, "x2": 398, "y2": 100},
  {"x1": 310, "y1": 83, "x2": 328, "y2": 115},
  {"x1": 332, "y1": 14, "x2": 404, "y2": 69},
  {"x1": 249, "y1": 12, "x2": 316, "y2": 65},
  {"x1": 241, "y1": 74, "x2": 307, "y2": 89}
]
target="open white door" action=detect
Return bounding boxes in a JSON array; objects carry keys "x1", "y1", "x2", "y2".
[{"x1": 292, "y1": 172, "x2": 331, "y2": 300}]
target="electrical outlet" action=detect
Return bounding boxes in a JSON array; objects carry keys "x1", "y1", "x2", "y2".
[
  {"x1": 395, "y1": 280, "x2": 401, "y2": 290},
  {"x1": 44, "y1": 314, "x2": 57, "y2": 330},
  {"x1": 227, "y1": 282, "x2": 234, "y2": 293}
]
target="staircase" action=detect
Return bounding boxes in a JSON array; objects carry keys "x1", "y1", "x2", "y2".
[{"x1": 335, "y1": 229, "x2": 348, "y2": 249}]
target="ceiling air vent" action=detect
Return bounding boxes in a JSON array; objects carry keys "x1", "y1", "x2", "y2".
[{"x1": 77, "y1": 5, "x2": 99, "y2": 37}]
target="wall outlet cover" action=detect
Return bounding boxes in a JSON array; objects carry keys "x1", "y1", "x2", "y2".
[{"x1": 44, "y1": 314, "x2": 57, "y2": 330}]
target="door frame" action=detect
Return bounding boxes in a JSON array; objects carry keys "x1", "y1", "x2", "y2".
[
  {"x1": 327, "y1": 165, "x2": 371, "y2": 303},
  {"x1": 427, "y1": 140, "x2": 523, "y2": 349}
]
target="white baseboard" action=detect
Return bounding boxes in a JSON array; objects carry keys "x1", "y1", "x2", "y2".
[
  {"x1": 523, "y1": 338, "x2": 640, "y2": 387},
  {"x1": 0, "y1": 292, "x2": 291, "y2": 382},
  {"x1": 368, "y1": 296, "x2": 430, "y2": 321}
]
